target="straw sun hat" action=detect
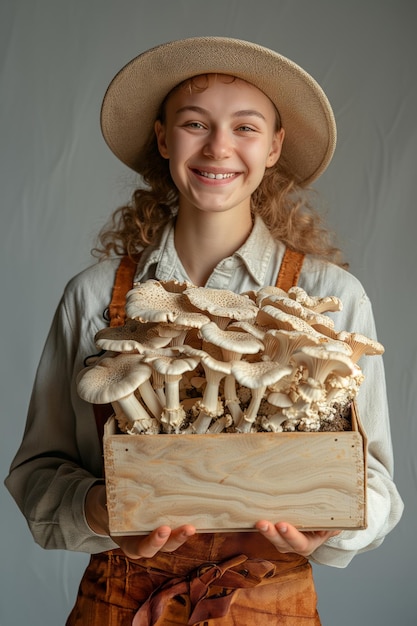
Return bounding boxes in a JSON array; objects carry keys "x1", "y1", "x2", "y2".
[{"x1": 101, "y1": 37, "x2": 336, "y2": 186}]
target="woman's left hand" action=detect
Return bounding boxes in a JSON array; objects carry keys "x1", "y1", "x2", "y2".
[{"x1": 255, "y1": 520, "x2": 340, "y2": 557}]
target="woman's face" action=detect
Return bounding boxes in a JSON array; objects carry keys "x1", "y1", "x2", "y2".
[{"x1": 155, "y1": 74, "x2": 284, "y2": 219}]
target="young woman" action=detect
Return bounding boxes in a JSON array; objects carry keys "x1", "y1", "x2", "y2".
[{"x1": 5, "y1": 37, "x2": 403, "y2": 625}]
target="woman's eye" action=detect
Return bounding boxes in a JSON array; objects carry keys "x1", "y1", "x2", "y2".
[
  {"x1": 184, "y1": 122, "x2": 205, "y2": 129},
  {"x1": 237, "y1": 125, "x2": 256, "y2": 132}
]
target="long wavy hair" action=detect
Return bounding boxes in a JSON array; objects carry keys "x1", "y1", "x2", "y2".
[{"x1": 94, "y1": 76, "x2": 347, "y2": 268}]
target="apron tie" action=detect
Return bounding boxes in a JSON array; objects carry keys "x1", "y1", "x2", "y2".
[{"x1": 132, "y1": 554, "x2": 277, "y2": 626}]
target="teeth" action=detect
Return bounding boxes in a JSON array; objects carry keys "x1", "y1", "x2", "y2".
[{"x1": 199, "y1": 170, "x2": 235, "y2": 180}]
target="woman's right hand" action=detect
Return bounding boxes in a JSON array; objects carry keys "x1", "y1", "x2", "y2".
[
  {"x1": 114, "y1": 525, "x2": 196, "y2": 559},
  {"x1": 84, "y1": 484, "x2": 196, "y2": 559}
]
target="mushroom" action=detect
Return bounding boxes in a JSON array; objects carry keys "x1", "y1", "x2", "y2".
[
  {"x1": 181, "y1": 344, "x2": 232, "y2": 434},
  {"x1": 336, "y1": 331, "x2": 384, "y2": 363},
  {"x1": 288, "y1": 286, "x2": 343, "y2": 313},
  {"x1": 258, "y1": 292, "x2": 339, "y2": 339},
  {"x1": 292, "y1": 345, "x2": 355, "y2": 385},
  {"x1": 184, "y1": 286, "x2": 258, "y2": 329},
  {"x1": 231, "y1": 360, "x2": 292, "y2": 432},
  {"x1": 262, "y1": 329, "x2": 322, "y2": 363},
  {"x1": 255, "y1": 286, "x2": 288, "y2": 307},
  {"x1": 260, "y1": 413, "x2": 288, "y2": 432},
  {"x1": 257, "y1": 305, "x2": 324, "y2": 337},
  {"x1": 291, "y1": 345, "x2": 355, "y2": 411},
  {"x1": 126, "y1": 280, "x2": 207, "y2": 328},
  {"x1": 76, "y1": 353, "x2": 159, "y2": 433},
  {"x1": 148, "y1": 353, "x2": 200, "y2": 433},
  {"x1": 199, "y1": 322, "x2": 264, "y2": 424},
  {"x1": 208, "y1": 413, "x2": 233, "y2": 433},
  {"x1": 95, "y1": 318, "x2": 171, "y2": 353}
]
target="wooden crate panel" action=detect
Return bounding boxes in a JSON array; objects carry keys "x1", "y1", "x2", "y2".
[{"x1": 104, "y1": 408, "x2": 366, "y2": 534}]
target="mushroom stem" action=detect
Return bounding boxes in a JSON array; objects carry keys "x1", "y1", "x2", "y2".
[
  {"x1": 160, "y1": 376, "x2": 186, "y2": 433},
  {"x1": 208, "y1": 413, "x2": 233, "y2": 433},
  {"x1": 236, "y1": 387, "x2": 265, "y2": 433},
  {"x1": 114, "y1": 394, "x2": 155, "y2": 431},
  {"x1": 187, "y1": 371, "x2": 225, "y2": 433},
  {"x1": 223, "y1": 374, "x2": 243, "y2": 424},
  {"x1": 137, "y1": 379, "x2": 164, "y2": 420},
  {"x1": 151, "y1": 369, "x2": 166, "y2": 405}
]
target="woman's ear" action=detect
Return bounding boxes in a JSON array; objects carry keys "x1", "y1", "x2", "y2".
[
  {"x1": 154, "y1": 120, "x2": 169, "y2": 159},
  {"x1": 266, "y1": 128, "x2": 285, "y2": 168}
]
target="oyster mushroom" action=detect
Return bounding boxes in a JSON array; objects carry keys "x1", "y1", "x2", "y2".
[
  {"x1": 291, "y1": 345, "x2": 355, "y2": 408},
  {"x1": 260, "y1": 413, "x2": 288, "y2": 432},
  {"x1": 255, "y1": 286, "x2": 288, "y2": 307},
  {"x1": 258, "y1": 293, "x2": 338, "y2": 339},
  {"x1": 208, "y1": 413, "x2": 233, "y2": 433},
  {"x1": 126, "y1": 280, "x2": 207, "y2": 328},
  {"x1": 292, "y1": 345, "x2": 355, "y2": 384},
  {"x1": 184, "y1": 286, "x2": 258, "y2": 329},
  {"x1": 336, "y1": 331, "x2": 384, "y2": 363},
  {"x1": 257, "y1": 306, "x2": 323, "y2": 337},
  {"x1": 95, "y1": 318, "x2": 171, "y2": 353},
  {"x1": 232, "y1": 360, "x2": 292, "y2": 432},
  {"x1": 262, "y1": 329, "x2": 322, "y2": 363},
  {"x1": 149, "y1": 353, "x2": 200, "y2": 433},
  {"x1": 76, "y1": 353, "x2": 159, "y2": 433},
  {"x1": 181, "y1": 344, "x2": 232, "y2": 434},
  {"x1": 199, "y1": 322, "x2": 264, "y2": 424},
  {"x1": 288, "y1": 286, "x2": 343, "y2": 313}
]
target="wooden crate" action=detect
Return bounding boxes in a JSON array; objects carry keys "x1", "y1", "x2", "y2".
[{"x1": 104, "y1": 403, "x2": 367, "y2": 535}]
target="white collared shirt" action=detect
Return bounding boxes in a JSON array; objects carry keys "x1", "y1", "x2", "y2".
[{"x1": 135, "y1": 215, "x2": 285, "y2": 291}]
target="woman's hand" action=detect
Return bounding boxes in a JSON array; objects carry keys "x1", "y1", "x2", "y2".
[
  {"x1": 255, "y1": 520, "x2": 340, "y2": 557},
  {"x1": 84, "y1": 484, "x2": 196, "y2": 559},
  {"x1": 114, "y1": 525, "x2": 196, "y2": 559}
]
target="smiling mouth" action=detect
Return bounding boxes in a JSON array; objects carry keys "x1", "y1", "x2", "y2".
[{"x1": 195, "y1": 169, "x2": 237, "y2": 180}]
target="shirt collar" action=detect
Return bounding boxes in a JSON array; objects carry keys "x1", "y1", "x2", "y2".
[{"x1": 135, "y1": 215, "x2": 276, "y2": 287}]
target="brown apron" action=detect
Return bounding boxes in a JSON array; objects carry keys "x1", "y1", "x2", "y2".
[{"x1": 67, "y1": 249, "x2": 321, "y2": 626}]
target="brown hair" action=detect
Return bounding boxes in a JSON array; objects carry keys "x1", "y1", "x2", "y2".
[{"x1": 94, "y1": 76, "x2": 346, "y2": 268}]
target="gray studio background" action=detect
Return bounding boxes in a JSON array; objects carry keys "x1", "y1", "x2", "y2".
[{"x1": 1, "y1": 1, "x2": 415, "y2": 624}]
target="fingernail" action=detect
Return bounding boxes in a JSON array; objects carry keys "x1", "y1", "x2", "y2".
[
  {"x1": 258, "y1": 523, "x2": 268, "y2": 532},
  {"x1": 158, "y1": 529, "x2": 170, "y2": 538},
  {"x1": 278, "y1": 524, "x2": 288, "y2": 534}
]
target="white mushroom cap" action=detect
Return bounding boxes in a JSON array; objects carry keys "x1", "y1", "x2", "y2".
[
  {"x1": 95, "y1": 319, "x2": 171, "y2": 353},
  {"x1": 126, "y1": 280, "x2": 207, "y2": 327},
  {"x1": 184, "y1": 286, "x2": 258, "y2": 329},
  {"x1": 255, "y1": 286, "x2": 288, "y2": 307},
  {"x1": 267, "y1": 391, "x2": 293, "y2": 408},
  {"x1": 288, "y1": 286, "x2": 343, "y2": 313},
  {"x1": 232, "y1": 360, "x2": 292, "y2": 390},
  {"x1": 199, "y1": 322, "x2": 264, "y2": 360},
  {"x1": 336, "y1": 331, "x2": 384, "y2": 363},
  {"x1": 262, "y1": 329, "x2": 322, "y2": 362},
  {"x1": 76, "y1": 353, "x2": 158, "y2": 429},
  {"x1": 77, "y1": 353, "x2": 152, "y2": 404},
  {"x1": 257, "y1": 306, "x2": 323, "y2": 337}
]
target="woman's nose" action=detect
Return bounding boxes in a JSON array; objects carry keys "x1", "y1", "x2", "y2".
[{"x1": 203, "y1": 128, "x2": 232, "y2": 159}]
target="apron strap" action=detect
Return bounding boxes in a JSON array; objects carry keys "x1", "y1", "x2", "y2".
[
  {"x1": 275, "y1": 248, "x2": 305, "y2": 291},
  {"x1": 108, "y1": 255, "x2": 139, "y2": 327}
]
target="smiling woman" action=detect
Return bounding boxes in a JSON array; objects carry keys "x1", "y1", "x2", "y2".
[
  {"x1": 152, "y1": 75, "x2": 285, "y2": 285},
  {"x1": 4, "y1": 36, "x2": 403, "y2": 626},
  {"x1": 155, "y1": 75, "x2": 284, "y2": 220}
]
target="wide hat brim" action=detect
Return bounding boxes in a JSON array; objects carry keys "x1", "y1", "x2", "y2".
[{"x1": 101, "y1": 37, "x2": 336, "y2": 186}]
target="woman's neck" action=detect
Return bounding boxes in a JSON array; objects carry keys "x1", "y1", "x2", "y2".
[{"x1": 174, "y1": 208, "x2": 253, "y2": 286}]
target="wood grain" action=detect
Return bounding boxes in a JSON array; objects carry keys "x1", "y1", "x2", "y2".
[{"x1": 104, "y1": 405, "x2": 366, "y2": 534}]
